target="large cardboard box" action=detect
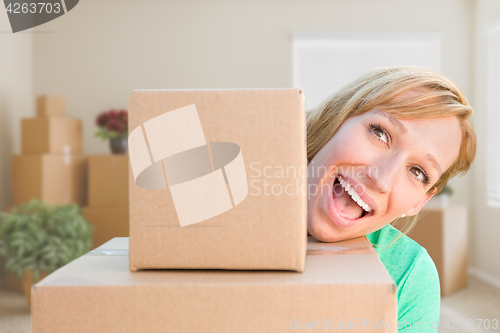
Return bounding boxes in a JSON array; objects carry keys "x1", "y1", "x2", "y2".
[
  {"x1": 82, "y1": 206, "x2": 129, "y2": 248},
  {"x1": 31, "y1": 237, "x2": 397, "y2": 333},
  {"x1": 21, "y1": 118, "x2": 82, "y2": 154},
  {"x1": 396, "y1": 207, "x2": 468, "y2": 296},
  {"x1": 128, "y1": 89, "x2": 307, "y2": 271},
  {"x1": 88, "y1": 155, "x2": 128, "y2": 207},
  {"x1": 36, "y1": 95, "x2": 66, "y2": 117},
  {"x1": 12, "y1": 155, "x2": 87, "y2": 205}
]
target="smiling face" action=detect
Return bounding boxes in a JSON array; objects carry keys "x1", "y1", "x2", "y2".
[{"x1": 307, "y1": 107, "x2": 462, "y2": 242}]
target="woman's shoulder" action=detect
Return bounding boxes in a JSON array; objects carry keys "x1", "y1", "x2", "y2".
[
  {"x1": 366, "y1": 223, "x2": 425, "y2": 257},
  {"x1": 366, "y1": 224, "x2": 441, "y2": 328},
  {"x1": 365, "y1": 224, "x2": 438, "y2": 287}
]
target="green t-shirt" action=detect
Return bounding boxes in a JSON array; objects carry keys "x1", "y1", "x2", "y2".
[{"x1": 366, "y1": 224, "x2": 440, "y2": 332}]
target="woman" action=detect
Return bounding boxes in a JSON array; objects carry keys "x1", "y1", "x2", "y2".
[{"x1": 306, "y1": 67, "x2": 476, "y2": 331}]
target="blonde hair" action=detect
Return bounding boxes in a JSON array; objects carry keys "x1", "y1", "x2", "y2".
[{"x1": 306, "y1": 66, "x2": 476, "y2": 248}]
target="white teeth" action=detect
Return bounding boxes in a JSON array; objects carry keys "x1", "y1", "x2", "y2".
[
  {"x1": 356, "y1": 197, "x2": 366, "y2": 206},
  {"x1": 336, "y1": 176, "x2": 373, "y2": 212}
]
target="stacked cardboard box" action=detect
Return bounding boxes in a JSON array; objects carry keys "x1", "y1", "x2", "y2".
[
  {"x1": 127, "y1": 89, "x2": 308, "y2": 271},
  {"x1": 83, "y1": 155, "x2": 129, "y2": 248},
  {"x1": 6, "y1": 95, "x2": 86, "y2": 292},
  {"x1": 31, "y1": 90, "x2": 398, "y2": 330},
  {"x1": 32, "y1": 236, "x2": 397, "y2": 333},
  {"x1": 13, "y1": 95, "x2": 86, "y2": 206}
]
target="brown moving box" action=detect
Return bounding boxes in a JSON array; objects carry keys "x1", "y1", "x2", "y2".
[
  {"x1": 82, "y1": 206, "x2": 129, "y2": 248},
  {"x1": 32, "y1": 236, "x2": 397, "y2": 333},
  {"x1": 396, "y1": 207, "x2": 468, "y2": 296},
  {"x1": 4, "y1": 270, "x2": 23, "y2": 293},
  {"x1": 12, "y1": 155, "x2": 87, "y2": 206},
  {"x1": 88, "y1": 155, "x2": 128, "y2": 207},
  {"x1": 128, "y1": 89, "x2": 307, "y2": 271},
  {"x1": 21, "y1": 118, "x2": 82, "y2": 154},
  {"x1": 36, "y1": 95, "x2": 66, "y2": 117}
]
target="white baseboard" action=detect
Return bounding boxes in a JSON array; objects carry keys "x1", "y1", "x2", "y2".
[{"x1": 468, "y1": 267, "x2": 500, "y2": 289}]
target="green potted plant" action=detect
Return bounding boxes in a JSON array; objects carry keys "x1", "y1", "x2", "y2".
[
  {"x1": 95, "y1": 109, "x2": 129, "y2": 154},
  {"x1": 0, "y1": 200, "x2": 93, "y2": 307}
]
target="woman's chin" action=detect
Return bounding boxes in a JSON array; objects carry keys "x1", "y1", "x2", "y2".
[{"x1": 307, "y1": 218, "x2": 348, "y2": 243}]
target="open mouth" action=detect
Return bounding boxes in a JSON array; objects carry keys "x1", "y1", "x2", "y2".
[{"x1": 330, "y1": 175, "x2": 375, "y2": 222}]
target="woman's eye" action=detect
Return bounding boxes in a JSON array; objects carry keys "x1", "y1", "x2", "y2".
[
  {"x1": 369, "y1": 123, "x2": 390, "y2": 147},
  {"x1": 409, "y1": 166, "x2": 429, "y2": 185},
  {"x1": 367, "y1": 122, "x2": 430, "y2": 187}
]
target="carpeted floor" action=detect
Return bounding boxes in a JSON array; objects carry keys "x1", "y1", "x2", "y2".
[{"x1": 0, "y1": 274, "x2": 499, "y2": 332}]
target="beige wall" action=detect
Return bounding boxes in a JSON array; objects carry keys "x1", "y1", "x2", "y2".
[{"x1": 0, "y1": 10, "x2": 34, "y2": 211}]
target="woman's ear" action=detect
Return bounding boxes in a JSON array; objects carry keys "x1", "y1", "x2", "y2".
[{"x1": 404, "y1": 188, "x2": 438, "y2": 216}]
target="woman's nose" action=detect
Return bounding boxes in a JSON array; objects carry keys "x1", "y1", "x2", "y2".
[{"x1": 366, "y1": 155, "x2": 404, "y2": 194}]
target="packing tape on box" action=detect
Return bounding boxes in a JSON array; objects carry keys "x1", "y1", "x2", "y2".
[
  {"x1": 128, "y1": 104, "x2": 248, "y2": 227},
  {"x1": 307, "y1": 242, "x2": 376, "y2": 255}
]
